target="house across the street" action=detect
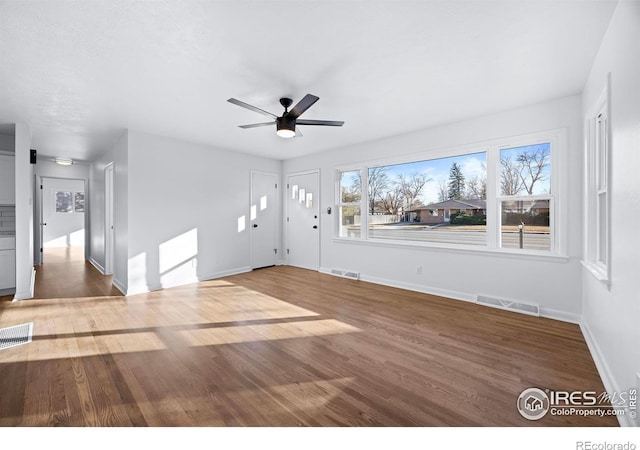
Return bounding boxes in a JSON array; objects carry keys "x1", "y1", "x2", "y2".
[{"x1": 407, "y1": 199, "x2": 486, "y2": 224}]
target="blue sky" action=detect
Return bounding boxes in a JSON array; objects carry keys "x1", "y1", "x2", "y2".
[
  {"x1": 342, "y1": 143, "x2": 550, "y2": 205},
  {"x1": 371, "y1": 152, "x2": 487, "y2": 204}
]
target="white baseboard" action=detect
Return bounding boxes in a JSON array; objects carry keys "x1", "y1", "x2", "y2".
[
  {"x1": 319, "y1": 267, "x2": 580, "y2": 324},
  {"x1": 199, "y1": 266, "x2": 252, "y2": 282},
  {"x1": 539, "y1": 307, "x2": 580, "y2": 324},
  {"x1": 361, "y1": 273, "x2": 477, "y2": 303},
  {"x1": 88, "y1": 257, "x2": 105, "y2": 275},
  {"x1": 580, "y1": 320, "x2": 633, "y2": 427},
  {"x1": 320, "y1": 267, "x2": 476, "y2": 303},
  {"x1": 112, "y1": 277, "x2": 126, "y2": 296}
]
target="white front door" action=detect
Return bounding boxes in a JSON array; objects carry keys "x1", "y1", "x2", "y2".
[
  {"x1": 287, "y1": 171, "x2": 320, "y2": 271},
  {"x1": 42, "y1": 178, "x2": 85, "y2": 249},
  {"x1": 250, "y1": 171, "x2": 278, "y2": 269}
]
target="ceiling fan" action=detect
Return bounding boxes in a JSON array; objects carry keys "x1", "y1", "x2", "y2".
[{"x1": 227, "y1": 94, "x2": 344, "y2": 138}]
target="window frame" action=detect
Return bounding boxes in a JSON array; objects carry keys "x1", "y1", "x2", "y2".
[
  {"x1": 335, "y1": 168, "x2": 364, "y2": 239},
  {"x1": 582, "y1": 81, "x2": 611, "y2": 284},
  {"x1": 333, "y1": 129, "x2": 568, "y2": 259},
  {"x1": 495, "y1": 138, "x2": 555, "y2": 254}
]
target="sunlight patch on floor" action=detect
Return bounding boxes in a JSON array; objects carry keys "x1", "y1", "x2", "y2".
[{"x1": 179, "y1": 319, "x2": 361, "y2": 347}]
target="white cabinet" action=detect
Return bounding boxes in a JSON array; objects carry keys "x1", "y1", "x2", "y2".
[
  {"x1": 0, "y1": 249, "x2": 16, "y2": 289},
  {"x1": 0, "y1": 237, "x2": 15, "y2": 289},
  {"x1": 0, "y1": 155, "x2": 16, "y2": 205}
]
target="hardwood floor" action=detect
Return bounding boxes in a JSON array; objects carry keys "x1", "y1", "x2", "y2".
[
  {"x1": 0, "y1": 251, "x2": 617, "y2": 426},
  {"x1": 33, "y1": 247, "x2": 122, "y2": 299}
]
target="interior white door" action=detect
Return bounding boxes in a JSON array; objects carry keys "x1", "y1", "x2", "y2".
[
  {"x1": 250, "y1": 171, "x2": 278, "y2": 269},
  {"x1": 287, "y1": 171, "x2": 320, "y2": 270},
  {"x1": 105, "y1": 163, "x2": 114, "y2": 275},
  {"x1": 35, "y1": 175, "x2": 43, "y2": 265},
  {"x1": 42, "y1": 178, "x2": 85, "y2": 248}
]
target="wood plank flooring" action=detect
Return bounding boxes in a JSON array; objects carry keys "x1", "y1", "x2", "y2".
[{"x1": 0, "y1": 250, "x2": 617, "y2": 426}]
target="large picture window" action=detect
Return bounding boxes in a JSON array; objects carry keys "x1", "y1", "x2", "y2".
[
  {"x1": 364, "y1": 152, "x2": 487, "y2": 245},
  {"x1": 335, "y1": 130, "x2": 563, "y2": 256}
]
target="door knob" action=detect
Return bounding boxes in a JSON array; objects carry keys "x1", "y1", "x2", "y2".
[
  {"x1": 253, "y1": 224, "x2": 258, "y2": 228},
  {"x1": 313, "y1": 225, "x2": 318, "y2": 229}
]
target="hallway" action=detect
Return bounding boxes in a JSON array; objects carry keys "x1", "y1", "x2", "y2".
[{"x1": 33, "y1": 247, "x2": 121, "y2": 300}]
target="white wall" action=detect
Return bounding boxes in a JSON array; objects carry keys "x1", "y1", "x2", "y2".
[
  {"x1": 580, "y1": 0, "x2": 640, "y2": 427},
  {"x1": 13, "y1": 122, "x2": 34, "y2": 300},
  {"x1": 283, "y1": 95, "x2": 584, "y2": 322},
  {"x1": 89, "y1": 131, "x2": 128, "y2": 292},
  {"x1": 125, "y1": 131, "x2": 281, "y2": 295}
]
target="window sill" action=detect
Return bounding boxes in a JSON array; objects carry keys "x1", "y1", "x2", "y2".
[
  {"x1": 580, "y1": 260, "x2": 611, "y2": 286},
  {"x1": 332, "y1": 236, "x2": 570, "y2": 263}
]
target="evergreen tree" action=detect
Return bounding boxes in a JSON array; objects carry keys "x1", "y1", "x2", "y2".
[{"x1": 447, "y1": 162, "x2": 465, "y2": 200}]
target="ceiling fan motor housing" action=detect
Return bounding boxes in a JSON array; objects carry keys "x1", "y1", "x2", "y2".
[{"x1": 277, "y1": 115, "x2": 296, "y2": 133}]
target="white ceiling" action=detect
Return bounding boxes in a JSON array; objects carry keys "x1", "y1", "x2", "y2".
[{"x1": 0, "y1": 0, "x2": 616, "y2": 161}]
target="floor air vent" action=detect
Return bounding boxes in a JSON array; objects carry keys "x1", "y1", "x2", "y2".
[
  {"x1": 0, "y1": 322, "x2": 34, "y2": 350},
  {"x1": 476, "y1": 295, "x2": 539, "y2": 317},
  {"x1": 330, "y1": 269, "x2": 360, "y2": 280}
]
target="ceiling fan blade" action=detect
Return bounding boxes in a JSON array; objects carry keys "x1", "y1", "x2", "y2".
[
  {"x1": 287, "y1": 94, "x2": 320, "y2": 119},
  {"x1": 296, "y1": 119, "x2": 344, "y2": 127},
  {"x1": 228, "y1": 98, "x2": 278, "y2": 119},
  {"x1": 238, "y1": 122, "x2": 275, "y2": 129}
]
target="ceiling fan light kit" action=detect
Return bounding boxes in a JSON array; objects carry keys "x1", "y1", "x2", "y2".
[{"x1": 227, "y1": 94, "x2": 344, "y2": 139}]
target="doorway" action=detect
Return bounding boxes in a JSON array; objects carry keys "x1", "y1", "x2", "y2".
[
  {"x1": 286, "y1": 170, "x2": 320, "y2": 271},
  {"x1": 40, "y1": 177, "x2": 86, "y2": 264},
  {"x1": 250, "y1": 171, "x2": 279, "y2": 269}
]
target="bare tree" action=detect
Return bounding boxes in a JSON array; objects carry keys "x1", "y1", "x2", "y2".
[
  {"x1": 500, "y1": 146, "x2": 550, "y2": 195},
  {"x1": 398, "y1": 173, "x2": 431, "y2": 211},
  {"x1": 367, "y1": 167, "x2": 389, "y2": 214},
  {"x1": 517, "y1": 147, "x2": 550, "y2": 194},
  {"x1": 352, "y1": 167, "x2": 390, "y2": 214},
  {"x1": 342, "y1": 173, "x2": 362, "y2": 203},
  {"x1": 437, "y1": 180, "x2": 448, "y2": 202},
  {"x1": 380, "y1": 187, "x2": 403, "y2": 215},
  {"x1": 466, "y1": 174, "x2": 487, "y2": 199},
  {"x1": 500, "y1": 156, "x2": 525, "y2": 196}
]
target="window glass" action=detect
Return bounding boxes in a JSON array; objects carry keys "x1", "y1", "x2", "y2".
[
  {"x1": 366, "y1": 152, "x2": 487, "y2": 245},
  {"x1": 500, "y1": 200, "x2": 550, "y2": 251},
  {"x1": 337, "y1": 170, "x2": 362, "y2": 239},
  {"x1": 340, "y1": 171, "x2": 361, "y2": 203},
  {"x1": 500, "y1": 143, "x2": 551, "y2": 196}
]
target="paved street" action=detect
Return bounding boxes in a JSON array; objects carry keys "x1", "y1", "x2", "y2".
[{"x1": 344, "y1": 227, "x2": 550, "y2": 250}]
